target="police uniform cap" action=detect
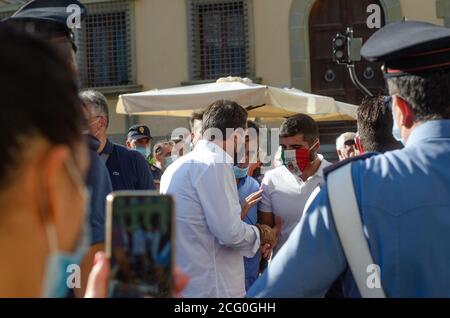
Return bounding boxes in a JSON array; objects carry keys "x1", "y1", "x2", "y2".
[
  {"x1": 4, "y1": 0, "x2": 86, "y2": 51},
  {"x1": 128, "y1": 125, "x2": 152, "y2": 141},
  {"x1": 361, "y1": 21, "x2": 450, "y2": 77}
]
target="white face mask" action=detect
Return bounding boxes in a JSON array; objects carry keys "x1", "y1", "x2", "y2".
[
  {"x1": 391, "y1": 102, "x2": 404, "y2": 145},
  {"x1": 392, "y1": 114, "x2": 404, "y2": 144}
]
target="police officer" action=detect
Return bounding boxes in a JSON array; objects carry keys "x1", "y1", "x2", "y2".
[
  {"x1": 248, "y1": 21, "x2": 450, "y2": 298},
  {"x1": 126, "y1": 124, "x2": 163, "y2": 187},
  {"x1": 5, "y1": 0, "x2": 113, "y2": 297},
  {"x1": 3, "y1": 0, "x2": 86, "y2": 78},
  {"x1": 81, "y1": 90, "x2": 156, "y2": 191}
]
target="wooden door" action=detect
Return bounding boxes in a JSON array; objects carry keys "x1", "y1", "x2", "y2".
[{"x1": 309, "y1": 0, "x2": 386, "y2": 105}]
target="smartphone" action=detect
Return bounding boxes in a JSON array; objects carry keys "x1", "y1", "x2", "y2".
[{"x1": 106, "y1": 191, "x2": 174, "y2": 298}]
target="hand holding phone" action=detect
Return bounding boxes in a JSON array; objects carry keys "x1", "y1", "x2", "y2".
[{"x1": 106, "y1": 191, "x2": 174, "y2": 298}]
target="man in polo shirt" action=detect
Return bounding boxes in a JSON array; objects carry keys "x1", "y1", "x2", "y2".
[
  {"x1": 81, "y1": 90, "x2": 155, "y2": 191},
  {"x1": 258, "y1": 114, "x2": 332, "y2": 256}
]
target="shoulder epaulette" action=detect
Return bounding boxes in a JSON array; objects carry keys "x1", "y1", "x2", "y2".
[{"x1": 324, "y1": 152, "x2": 379, "y2": 178}]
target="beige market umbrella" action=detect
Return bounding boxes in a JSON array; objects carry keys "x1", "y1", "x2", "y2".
[{"x1": 116, "y1": 77, "x2": 358, "y2": 120}]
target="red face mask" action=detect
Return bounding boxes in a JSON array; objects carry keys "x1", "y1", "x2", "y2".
[
  {"x1": 282, "y1": 141, "x2": 318, "y2": 175},
  {"x1": 355, "y1": 135, "x2": 365, "y2": 155}
]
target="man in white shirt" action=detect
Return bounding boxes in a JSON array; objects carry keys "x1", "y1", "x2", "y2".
[
  {"x1": 160, "y1": 100, "x2": 277, "y2": 298},
  {"x1": 258, "y1": 114, "x2": 332, "y2": 255}
]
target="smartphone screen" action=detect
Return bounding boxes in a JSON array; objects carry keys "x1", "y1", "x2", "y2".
[{"x1": 106, "y1": 192, "x2": 173, "y2": 298}]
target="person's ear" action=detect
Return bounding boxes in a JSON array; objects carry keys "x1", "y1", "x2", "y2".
[
  {"x1": 100, "y1": 116, "x2": 108, "y2": 130},
  {"x1": 41, "y1": 146, "x2": 73, "y2": 250},
  {"x1": 393, "y1": 96, "x2": 415, "y2": 128},
  {"x1": 355, "y1": 136, "x2": 365, "y2": 155},
  {"x1": 42, "y1": 145, "x2": 70, "y2": 221},
  {"x1": 337, "y1": 149, "x2": 342, "y2": 159},
  {"x1": 311, "y1": 140, "x2": 320, "y2": 153},
  {"x1": 314, "y1": 140, "x2": 320, "y2": 152},
  {"x1": 42, "y1": 145, "x2": 85, "y2": 252}
]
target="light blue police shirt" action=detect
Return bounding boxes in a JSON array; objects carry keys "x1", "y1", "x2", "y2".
[
  {"x1": 237, "y1": 176, "x2": 261, "y2": 291},
  {"x1": 247, "y1": 120, "x2": 450, "y2": 298}
]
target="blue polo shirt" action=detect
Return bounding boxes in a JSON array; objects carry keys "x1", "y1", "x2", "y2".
[
  {"x1": 100, "y1": 139, "x2": 155, "y2": 191},
  {"x1": 237, "y1": 175, "x2": 261, "y2": 291},
  {"x1": 248, "y1": 120, "x2": 450, "y2": 298},
  {"x1": 86, "y1": 135, "x2": 113, "y2": 245}
]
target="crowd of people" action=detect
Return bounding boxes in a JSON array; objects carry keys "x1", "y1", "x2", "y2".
[{"x1": 1, "y1": 0, "x2": 450, "y2": 298}]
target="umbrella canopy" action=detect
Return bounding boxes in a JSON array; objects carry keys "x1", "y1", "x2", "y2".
[{"x1": 116, "y1": 78, "x2": 358, "y2": 120}]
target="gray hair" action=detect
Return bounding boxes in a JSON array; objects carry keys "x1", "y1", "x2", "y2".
[
  {"x1": 80, "y1": 90, "x2": 109, "y2": 127},
  {"x1": 336, "y1": 132, "x2": 356, "y2": 151}
]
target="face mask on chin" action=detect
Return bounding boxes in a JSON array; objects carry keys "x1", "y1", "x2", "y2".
[
  {"x1": 41, "y1": 156, "x2": 90, "y2": 298},
  {"x1": 282, "y1": 141, "x2": 319, "y2": 177}
]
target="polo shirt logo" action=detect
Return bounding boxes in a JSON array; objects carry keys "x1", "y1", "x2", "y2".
[{"x1": 113, "y1": 171, "x2": 120, "y2": 176}]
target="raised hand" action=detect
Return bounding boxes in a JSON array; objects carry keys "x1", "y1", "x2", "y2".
[{"x1": 241, "y1": 189, "x2": 263, "y2": 220}]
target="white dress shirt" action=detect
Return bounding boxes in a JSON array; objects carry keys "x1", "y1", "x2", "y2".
[
  {"x1": 160, "y1": 140, "x2": 260, "y2": 298},
  {"x1": 258, "y1": 155, "x2": 332, "y2": 255}
]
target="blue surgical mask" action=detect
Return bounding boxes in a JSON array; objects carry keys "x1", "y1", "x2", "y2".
[
  {"x1": 233, "y1": 165, "x2": 249, "y2": 179},
  {"x1": 164, "y1": 155, "x2": 177, "y2": 168},
  {"x1": 135, "y1": 145, "x2": 151, "y2": 159},
  {"x1": 42, "y1": 158, "x2": 90, "y2": 298},
  {"x1": 42, "y1": 221, "x2": 90, "y2": 298}
]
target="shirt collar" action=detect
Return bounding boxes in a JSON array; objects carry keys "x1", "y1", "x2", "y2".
[
  {"x1": 100, "y1": 139, "x2": 114, "y2": 155},
  {"x1": 406, "y1": 120, "x2": 450, "y2": 147},
  {"x1": 314, "y1": 154, "x2": 328, "y2": 178},
  {"x1": 195, "y1": 139, "x2": 234, "y2": 164},
  {"x1": 86, "y1": 134, "x2": 100, "y2": 152}
]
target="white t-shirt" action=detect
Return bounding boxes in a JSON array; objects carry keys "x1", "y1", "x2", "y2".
[{"x1": 258, "y1": 155, "x2": 332, "y2": 254}]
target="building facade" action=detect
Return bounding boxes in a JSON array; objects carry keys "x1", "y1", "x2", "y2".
[{"x1": 0, "y1": 0, "x2": 447, "y2": 151}]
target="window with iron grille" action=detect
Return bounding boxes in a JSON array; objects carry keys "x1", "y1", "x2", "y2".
[
  {"x1": 189, "y1": 0, "x2": 254, "y2": 81},
  {"x1": 0, "y1": 7, "x2": 14, "y2": 20},
  {"x1": 75, "y1": 0, "x2": 135, "y2": 89}
]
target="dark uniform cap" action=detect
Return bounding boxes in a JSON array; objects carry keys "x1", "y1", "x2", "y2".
[
  {"x1": 361, "y1": 21, "x2": 450, "y2": 78},
  {"x1": 128, "y1": 125, "x2": 152, "y2": 141},
  {"x1": 4, "y1": 0, "x2": 87, "y2": 51}
]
